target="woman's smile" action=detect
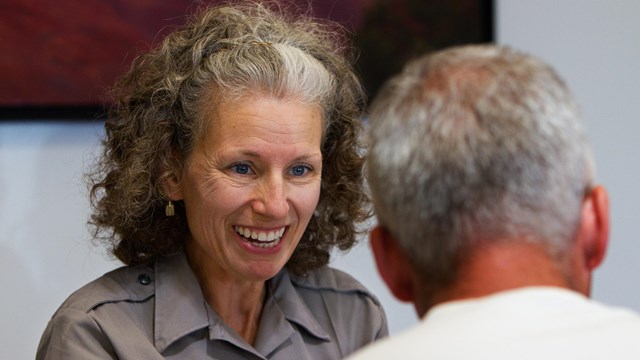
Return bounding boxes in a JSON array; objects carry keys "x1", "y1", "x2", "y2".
[{"x1": 234, "y1": 225, "x2": 287, "y2": 249}]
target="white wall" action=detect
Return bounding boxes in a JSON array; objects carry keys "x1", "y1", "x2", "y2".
[
  {"x1": 3, "y1": 1, "x2": 640, "y2": 358},
  {"x1": 0, "y1": 122, "x2": 118, "y2": 359}
]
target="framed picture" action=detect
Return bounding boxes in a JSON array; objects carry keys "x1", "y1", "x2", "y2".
[{"x1": 0, "y1": 0, "x2": 492, "y2": 120}]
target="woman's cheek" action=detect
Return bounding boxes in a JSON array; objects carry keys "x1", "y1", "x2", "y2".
[{"x1": 298, "y1": 182, "x2": 322, "y2": 221}]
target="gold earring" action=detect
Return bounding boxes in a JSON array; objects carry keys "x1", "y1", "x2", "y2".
[{"x1": 165, "y1": 201, "x2": 175, "y2": 217}]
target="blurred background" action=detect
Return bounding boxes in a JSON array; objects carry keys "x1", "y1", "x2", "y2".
[{"x1": 2, "y1": 1, "x2": 639, "y2": 358}]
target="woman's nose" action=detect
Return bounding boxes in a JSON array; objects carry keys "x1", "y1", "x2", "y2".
[{"x1": 252, "y1": 175, "x2": 289, "y2": 218}]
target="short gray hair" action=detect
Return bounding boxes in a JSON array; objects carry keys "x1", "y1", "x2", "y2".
[{"x1": 367, "y1": 45, "x2": 594, "y2": 287}]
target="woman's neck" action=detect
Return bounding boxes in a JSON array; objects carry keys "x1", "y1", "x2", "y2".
[{"x1": 185, "y1": 244, "x2": 266, "y2": 345}]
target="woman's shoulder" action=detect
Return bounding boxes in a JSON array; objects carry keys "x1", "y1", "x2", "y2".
[
  {"x1": 37, "y1": 264, "x2": 158, "y2": 359},
  {"x1": 290, "y1": 266, "x2": 379, "y2": 301},
  {"x1": 288, "y1": 266, "x2": 387, "y2": 323},
  {"x1": 53, "y1": 264, "x2": 155, "y2": 315}
]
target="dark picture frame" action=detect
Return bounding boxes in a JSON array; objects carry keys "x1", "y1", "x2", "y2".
[{"x1": 0, "y1": 0, "x2": 492, "y2": 120}]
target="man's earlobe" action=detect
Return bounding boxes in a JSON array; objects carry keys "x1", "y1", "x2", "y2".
[{"x1": 370, "y1": 226, "x2": 416, "y2": 302}]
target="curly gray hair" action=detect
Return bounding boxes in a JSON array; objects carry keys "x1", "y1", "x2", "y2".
[{"x1": 89, "y1": 1, "x2": 370, "y2": 275}]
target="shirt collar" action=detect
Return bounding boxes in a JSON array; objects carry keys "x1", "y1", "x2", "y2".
[
  {"x1": 154, "y1": 250, "x2": 209, "y2": 352},
  {"x1": 153, "y1": 250, "x2": 330, "y2": 354},
  {"x1": 265, "y1": 270, "x2": 331, "y2": 343},
  {"x1": 204, "y1": 269, "x2": 332, "y2": 356}
]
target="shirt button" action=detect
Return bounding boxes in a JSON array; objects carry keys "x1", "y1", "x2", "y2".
[{"x1": 138, "y1": 273, "x2": 152, "y2": 285}]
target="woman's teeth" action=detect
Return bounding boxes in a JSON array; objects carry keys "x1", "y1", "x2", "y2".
[{"x1": 234, "y1": 226, "x2": 286, "y2": 248}]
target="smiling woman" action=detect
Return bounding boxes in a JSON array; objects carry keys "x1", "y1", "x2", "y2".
[{"x1": 35, "y1": 2, "x2": 387, "y2": 359}]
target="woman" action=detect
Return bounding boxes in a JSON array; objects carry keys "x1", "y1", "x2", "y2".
[{"x1": 36, "y1": 2, "x2": 387, "y2": 359}]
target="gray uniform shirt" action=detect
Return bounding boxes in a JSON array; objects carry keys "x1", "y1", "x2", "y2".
[{"x1": 36, "y1": 250, "x2": 388, "y2": 359}]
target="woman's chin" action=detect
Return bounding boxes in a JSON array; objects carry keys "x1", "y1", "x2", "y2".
[{"x1": 242, "y1": 261, "x2": 289, "y2": 282}]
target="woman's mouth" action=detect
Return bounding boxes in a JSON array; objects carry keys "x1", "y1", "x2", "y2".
[{"x1": 233, "y1": 226, "x2": 286, "y2": 248}]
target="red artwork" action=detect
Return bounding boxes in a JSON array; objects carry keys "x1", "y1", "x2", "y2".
[
  {"x1": 1, "y1": 0, "x2": 196, "y2": 107},
  {"x1": 0, "y1": 0, "x2": 490, "y2": 118}
]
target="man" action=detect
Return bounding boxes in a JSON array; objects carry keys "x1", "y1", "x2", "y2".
[{"x1": 350, "y1": 45, "x2": 640, "y2": 359}]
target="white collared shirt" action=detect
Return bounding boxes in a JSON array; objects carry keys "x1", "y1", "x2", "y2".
[{"x1": 348, "y1": 287, "x2": 640, "y2": 360}]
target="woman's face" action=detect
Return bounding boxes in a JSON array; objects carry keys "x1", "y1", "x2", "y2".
[{"x1": 174, "y1": 95, "x2": 323, "y2": 282}]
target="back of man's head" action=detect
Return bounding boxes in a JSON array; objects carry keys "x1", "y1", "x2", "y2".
[{"x1": 367, "y1": 45, "x2": 606, "y2": 310}]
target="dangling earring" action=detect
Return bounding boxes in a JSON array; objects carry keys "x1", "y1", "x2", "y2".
[{"x1": 165, "y1": 200, "x2": 175, "y2": 217}]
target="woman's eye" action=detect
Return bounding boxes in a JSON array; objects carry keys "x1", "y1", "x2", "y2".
[
  {"x1": 290, "y1": 165, "x2": 311, "y2": 177},
  {"x1": 231, "y1": 163, "x2": 252, "y2": 175}
]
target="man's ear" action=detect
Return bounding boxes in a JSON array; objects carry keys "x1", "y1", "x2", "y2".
[
  {"x1": 576, "y1": 185, "x2": 610, "y2": 271},
  {"x1": 370, "y1": 225, "x2": 416, "y2": 303}
]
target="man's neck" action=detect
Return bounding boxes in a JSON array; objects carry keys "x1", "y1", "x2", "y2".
[{"x1": 416, "y1": 241, "x2": 574, "y2": 316}]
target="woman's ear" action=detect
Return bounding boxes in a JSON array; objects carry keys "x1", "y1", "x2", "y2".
[
  {"x1": 370, "y1": 226, "x2": 417, "y2": 303},
  {"x1": 161, "y1": 156, "x2": 184, "y2": 201}
]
